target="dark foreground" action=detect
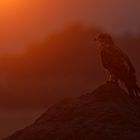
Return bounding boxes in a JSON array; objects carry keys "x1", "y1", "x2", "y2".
[{"x1": 3, "y1": 83, "x2": 140, "y2": 140}]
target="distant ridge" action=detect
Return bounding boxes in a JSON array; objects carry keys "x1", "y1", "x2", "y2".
[{"x1": 3, "y1": 83, "x2": 140, "y2": 140}]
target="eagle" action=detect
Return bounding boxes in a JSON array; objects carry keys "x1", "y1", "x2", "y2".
[{"x1": 94, "y1": 33, "x2": 140, "y2": 99}]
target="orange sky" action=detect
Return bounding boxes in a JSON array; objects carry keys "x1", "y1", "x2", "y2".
[{"x1": 0, "y1": 0, "x2": 140, "y2": 52}]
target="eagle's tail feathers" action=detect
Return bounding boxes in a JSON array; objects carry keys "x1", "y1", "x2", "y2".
[
  {"x1": 136, "y1": 84, "x2": 140, "y2": 92},
  {"x1": 128, "y1": 84, "x2": 140, "y2": 99},
  {"x1": 134, "y1": 85, "x2": 140, "y2": 98}
]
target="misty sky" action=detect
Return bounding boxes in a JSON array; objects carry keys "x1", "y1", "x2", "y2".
[{"x1": 0, "y1": 0, "x2": 140, "y2": 52}]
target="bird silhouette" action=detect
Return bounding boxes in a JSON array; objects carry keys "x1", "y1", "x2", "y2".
[{"x1": 94, "y1": 33, "x2": 140, "y2": 99}]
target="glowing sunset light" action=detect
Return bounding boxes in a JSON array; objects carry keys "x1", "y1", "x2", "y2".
[
  {"x1": 0, "y1": 0, "x2": 20, "y2": 9},
  {"x1": 0, "y1": 0, "x2": 26, "y2": 17}
]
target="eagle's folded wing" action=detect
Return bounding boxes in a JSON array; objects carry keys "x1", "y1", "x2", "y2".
[{"x1": 114, "y1": 46, "x2": 135, "y2": 73}]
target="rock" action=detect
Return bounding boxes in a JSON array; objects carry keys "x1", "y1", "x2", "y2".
[{"x1": 3, "y1": 83, "x2": 140, "y2": 140}]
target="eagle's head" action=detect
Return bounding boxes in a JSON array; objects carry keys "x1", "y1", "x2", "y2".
[{"x1": 94, "y1": 33, "x2": 114, "y2": 47}]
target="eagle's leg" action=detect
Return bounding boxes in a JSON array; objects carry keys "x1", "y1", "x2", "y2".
[
  {"x1": 128, "y1": 88, "x2": 135, "y2": 99},
  {"x1": 108, "y1": 72, "x2": 118, "y2": 84},
  {"x1": 134, "y1": 89, "x2": 139, "y2": 99}
]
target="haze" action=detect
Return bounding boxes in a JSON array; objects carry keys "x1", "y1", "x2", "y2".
[{"x1": 0, "y1": 0, "x2": 140, "y2": 52}]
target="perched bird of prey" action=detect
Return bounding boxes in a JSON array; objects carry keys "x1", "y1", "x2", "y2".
[{"x1": 94, "y1": 33, "x2": 140, "y2": 99}]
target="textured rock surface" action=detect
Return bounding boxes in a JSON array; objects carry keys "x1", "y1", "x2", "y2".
[{"x1": 3, "y1": 83, "x2": 140, "y2": 140}]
